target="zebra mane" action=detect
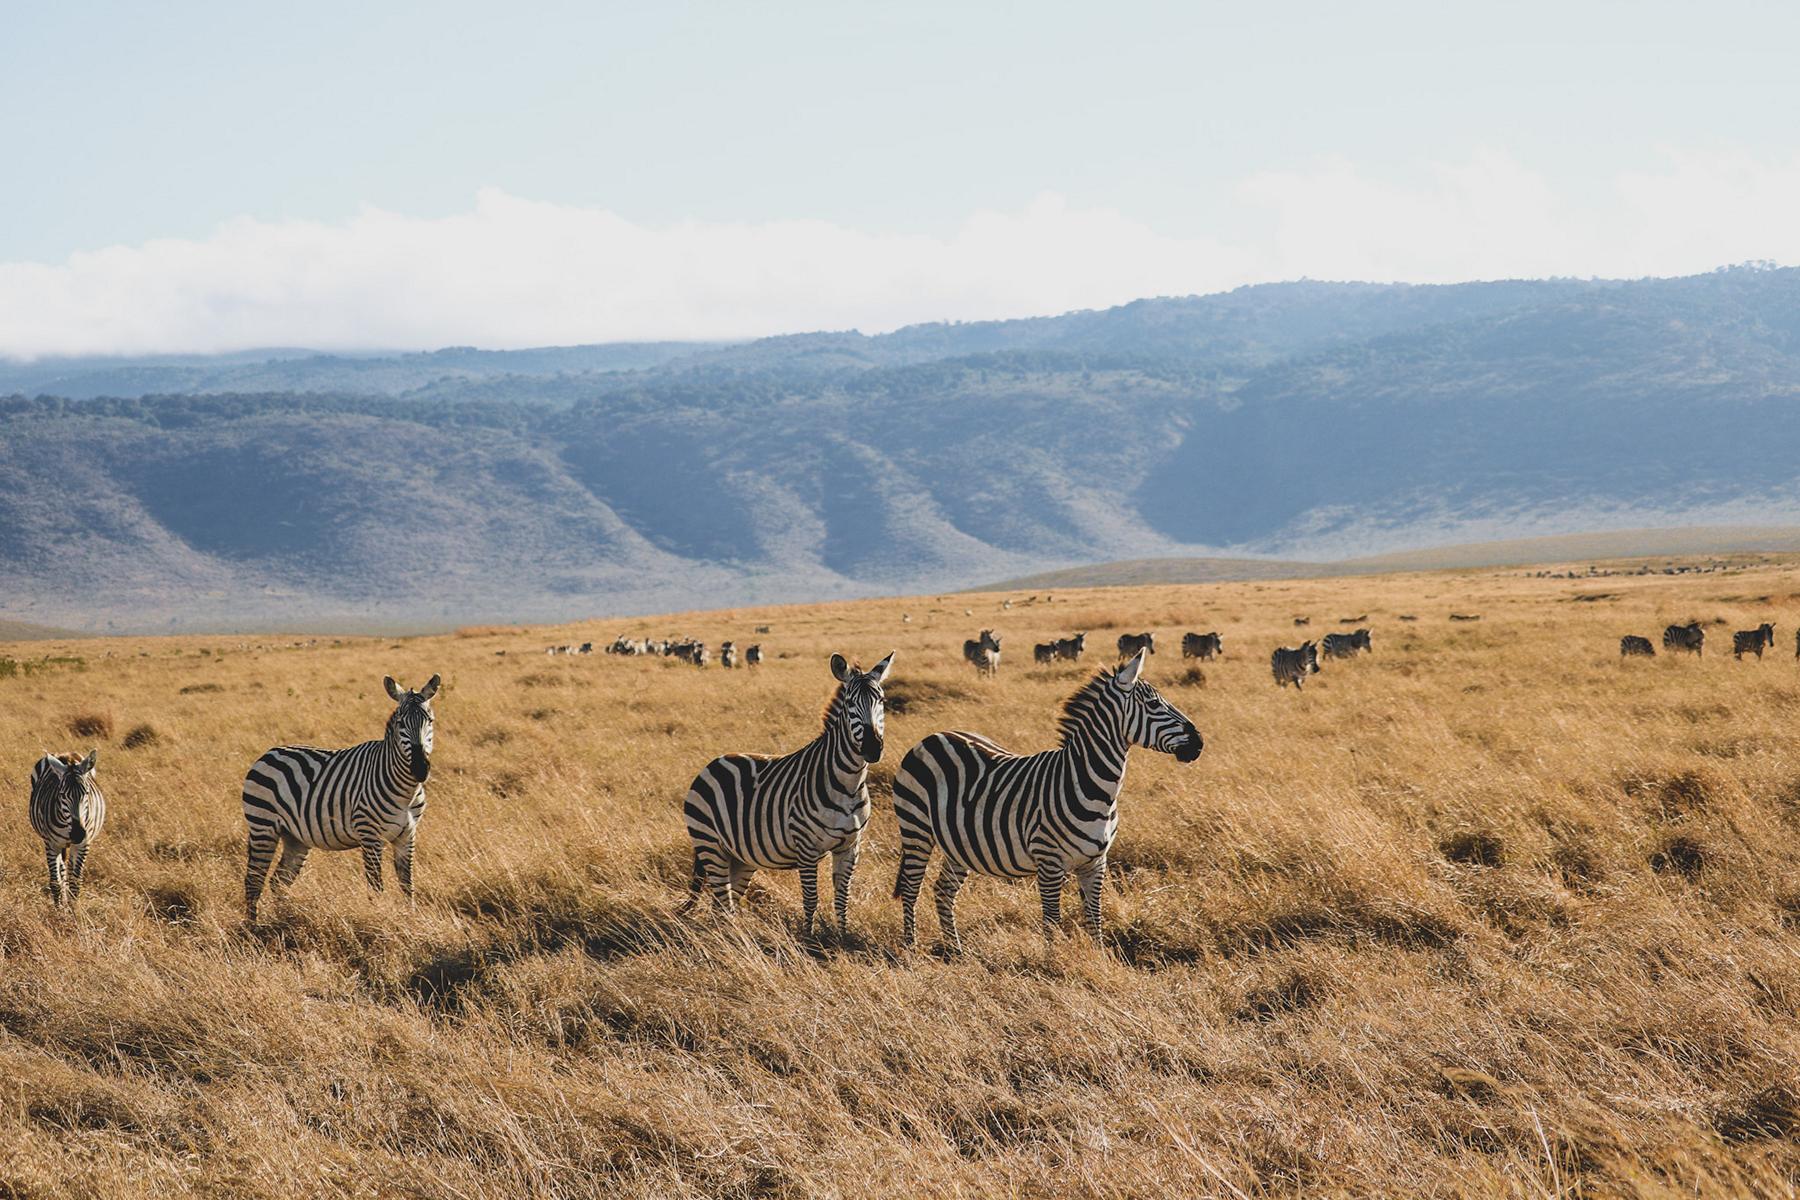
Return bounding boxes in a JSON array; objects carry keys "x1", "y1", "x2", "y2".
[
  {"x1": 1056, "y1": 667, "x2": 1125, "y2": 746},
  {"x1": 819, "y1": 666, "x2": 866, "y2": 731}
]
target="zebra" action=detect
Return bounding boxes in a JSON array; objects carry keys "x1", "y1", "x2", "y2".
[
  {"x1": 679, "y1": 652, "x2": 895, "y2": 935},
  {"x1": 1321, "y1": 629, "x2": 1371, "y2": 659},
  {"x1": 1053, "y1": 632, "x2": 1087, "y2": 662},
  {"x1": 889, "y1": 650, "x2": 1201, "y2": 951},
  {"x1": 1619, "y1": 635, "x2": 1656, "y2": 658},
  {"x1": 1033, "y1": 642, "x2": 1056, "y2": 665},
  {"x1": 1116, "y1": 631, "x2": 1155, "y2": 659},
  {"x1": 241, "y1": 674, "x2": 439, "y2": 923},
  {"x1": 29, "y1": 750, "x2": 106, "y2": 906},
  {"x1": 1733, "y1": 622, "x2": 1776, "y2": 659},
  {"x1": 963, "y1": 630, "x2": 1001, "y2": 676},
  {"x1": 1663, "y1": 622, "x2": 1705, "y2": 656},
  {"x1": 745, "y1": 644, "x2": 764, "y2": 667},
  {"x1": 720, "y1": 641, "x2": 739, "y2": 669},
  {"x1": 1271, "y1": 642, "x2": 1320, "y2": 688},
  {"x1": 1181, "y1": 632, "x2": 1223, "y2": 660}
]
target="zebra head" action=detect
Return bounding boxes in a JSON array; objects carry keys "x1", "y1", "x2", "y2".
[
  {"x1": 384, "y1": 674, "x2": 441, "y2": 781},
  {"x1": 45, "y1": 750, "x2": 98, "y2": 842},
  {"x1": 1111, "y1": 651, "x2": 1203, "y2": 762},
  {"x1": 829, "y1": 651, "x2": 895, "y2": 763}
]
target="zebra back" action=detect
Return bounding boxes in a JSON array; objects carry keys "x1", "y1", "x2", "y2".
[{"x1": 1271, "y1": 642, "x2": 1319, "y2": 687}]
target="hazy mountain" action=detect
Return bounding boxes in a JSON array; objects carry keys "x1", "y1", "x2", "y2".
[{"x1": 6, "y1": 265, "x2": 1800, "y2": 633}]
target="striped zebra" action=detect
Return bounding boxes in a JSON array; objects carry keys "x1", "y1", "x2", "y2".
[
  {"x1": 1321, "y1": 629, "x2": 1371, "y2": 659},
  {"x1": 890, "y1": 650, "x2": 1200, "y2": 951},
  {"x1": 680, "y1": 652, "x2": 895, "y2": 935},
  {"x1": 1053, "y1": 632, "x2": 1086, "y2": 662},
  {"x1": 1663, "y1": 622, "x2": 1705, "y2": 656},
  {"x1": 1619, "y1": 635, "x2": 1656, "y2": 658},
  {"x1": 720, "y1": 641, "x2": 739, "y2": 669},
  {"x1": 1116, "y1": 631, "x2": 1155, "y2": 659},
  {"x1": 241, "y1": 674, "x2": 439, "y2": 922},
  {"x1": 1181, "y1": 632, "x2": 1223, "y2": 660},
  {"x1": 29, "y1": 750, "x2": 106, "y2": 906},
  {"x1": 1271, "y1": 642, "x2": 1320, "y2": 688},
  {"x1": 1733, "y1": 622, "x2": 1776, "y2": 659},
  {"x1": 1033, "y1": 642, "x2": 1056, "y2": 665},
  {"x1": 963, "y1": 630, "x2": 1001, "y2": 676}
]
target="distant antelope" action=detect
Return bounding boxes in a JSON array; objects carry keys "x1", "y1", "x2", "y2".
[
  {"x1": 745, "y1": 644, "x2": 764, "y2": 667},
  {"x1": 1663, "y1": 622, "x2": 1705, "y2": 656},
  {"x1": 1181, "y1": 632, "x2": 1223, "y2": 660},
  {"x1": 963, "y1": 630, "x2": 1001, "y2": 676},
  {"x1": 29, "y1": 750, "x2": 106, "y2": 906},
  {"x1": 1321, "y1": 629, "x2": 1371, "y2": 659},
  {"x1": 1116, "y1": 631, "x2": 1155, "y2": 659},
  {"x1": 1619, "y1": 635, "x2": 1656, "y2": 658},
  {"x1": 1733, "y1": 622, "x2": 1776, "y2": 659},
  {"x1": 1271, "y1": 642, "x2": 1320, "y2": 688}
]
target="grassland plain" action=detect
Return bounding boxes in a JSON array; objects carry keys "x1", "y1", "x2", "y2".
[{"x1": 2, "y1": 560, "x2": 1800, "y2": 1198}]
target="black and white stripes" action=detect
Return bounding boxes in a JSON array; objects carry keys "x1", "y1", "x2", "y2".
[
  {"x1": 29, "y1": 750, "x2": 106, "y2": 906},
  {"x1": 888, "y1": 650, "x2": 1201, "y2": 951},
  {"x1": 1271, "y1": 642, "x2": 1320, "y2": 688},
  {"x1": 241, "y1": 674, "x2": 439, "y2": 922},
  {"x1": 680, "y1": 652, "x2": 895, "y2": 935}
]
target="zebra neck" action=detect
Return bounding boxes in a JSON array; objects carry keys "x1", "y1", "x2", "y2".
[
  {"x1": 822, "y1": 718, "x2": 868, "y2": 794},
  {"x1": 1059, "y1": 695, "x2": 1130, "y2": 806},
  {"x1": 379, "y1": 737, "x2": 422, "y2": 797}
]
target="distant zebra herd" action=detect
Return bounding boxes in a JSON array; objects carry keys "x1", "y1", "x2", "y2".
[
  {"x1": 1621, "y1": 621, "x2": 1788, "y2": 660},
  {"x1": 601, "y1": 635, "x2": 763, "y2": 667},
  {"x1": 973, "y1": 623, "x2": 1368, "y2": 693}
]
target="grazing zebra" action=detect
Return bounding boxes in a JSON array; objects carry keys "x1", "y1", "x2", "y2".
[
  {"x1": 680, "y1": 652, "x2": 895, "y2": 935},
  {"x1": 1271, "y1": 642, "x2": 1320, "y2": 688},
  {"x1": 1053, "y1": 632, "x2": 1087, "y2": 662},
  {"x1": 963, "y1": 630, "x2": 1001, "y2": 676},
  {"x1": 889, "y1": 650, "x2": 1201, "y2": 951},
  {"x1": 1293, "y1": 617, "x2": 1310, "y2": 627},
  {"x1": 1663, "y1": 622, "x2": 1705, "y2": 656},
  {"x1": 1619, "y1": 635, "x2": 1656, "y2": 658},
  {"x1": 1181, "y1": 632, "x2": 1223, "y2": 660},
  {"x1": 1033, "y1": 642, "x2": 1056, "y2": 665},
  {"x1": 241, "y1": 674, "x2": 439, "y2": 922},
  {"x1": 745, "y1": 644, "x2": 764, "y2": 667},
  {"x1": 720, "y1": 641, "x2": 739, "y2": 669},
  {"x1": 29, "y1": 750, "x2": 106, "y2": 906},
  {"x1": 1321, "y1": 629, "x2": 1372, "y2": 659},
  {"x1": 1116, "y1": 631, "x2": 1155, "y2": 659},
  {"x1": 1733, "y1": 622, "x2": 1776, "y2": 659}
]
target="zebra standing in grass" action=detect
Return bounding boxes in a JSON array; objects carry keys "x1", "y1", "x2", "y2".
[
  {"x1": 1733, "y1": 622, "x2": 1776, "y2": 659},
  {"x1": 890, "y1": 650, "x2": 1200, "y2": 951},
  {"x1": 1116, "y1": 631, "x2": 1155, "y2": 659},
  {"x1": 1053, "y1": 632, "x2": 1087, "y2": 662},
  {"x1": 1271, "y1": 642, "x2": 1320, "y2": 688},
  {"x1": 1321, "y1": 629, "x2": 1372, "y2": 659},
  {"x1": 1181, "y1": 632, "x2": 1223, "y2": 660},
  {"x1": 242, "y1": 675, "x2": 439, "y2": 922},
  {"x1": 745, "y1": 644, "x2": 764, "y2": 667},
  {"x1": 29, "y1": 750, "x2": 106, "y2": 906},
  {"x1": 1620, "y1": 635, "x2": 1656, "y2": 658},
  {"x1": 963, "y1": 630, "x2": 1001, "y2": 676},
  {"x1": 1033, "y1": 641, "x2": 1056, "y2": 665},
  {"x1": 680, "y1": 652, "x2": 894, "y2": 935},
  {"x1": 1663, "y1": 622, "x2": 1705, "y2": 656},
  {"x1": 720, "y1": 641, "x2": 739, "y2": 669}
]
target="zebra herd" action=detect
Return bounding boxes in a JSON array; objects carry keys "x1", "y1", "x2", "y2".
[
  {"x1": 971, "y1": 624, "x2": 1370, "y2": 692},
  {"x1": 603, "y1": 636, "x2": 763, "y2": 667},
  {"x1": 1621, "y1": 621, "x2": 1788, "y2": 660}
]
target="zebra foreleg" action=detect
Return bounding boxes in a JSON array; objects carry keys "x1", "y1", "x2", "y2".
[
  {"x1": 66, "y1": 843, "x2": 89, "y2": 905},
  {"x1": 798, "y1": 858, "x2": 821, "y2": 936},
  {"x1": 244, "y1": 827, "x2": 279, "y2": 922},
  {"x1": 391, "y1": 823, "x2": 417, "y2": 904},
  {"x1": 831, "y1": 840, "x2": 860, "y2": 935},
  {"x1": 932, "y1": 862, "x2": 969, "y2": 954},
  {"x1": 360, "y1": 839, "x2": 386, "y2": 893},
  {"x1": 1036, "y1": 862, "x2": 1068, "y2": 942},
  {"x1": 44, "y1": 846, "x2": 67, "y2": 906},
  {"x1": 1075, "y1": 858, "x2": 1106, "y2": 941}
]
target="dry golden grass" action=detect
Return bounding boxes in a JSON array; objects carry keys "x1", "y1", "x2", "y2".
[{"x1": 4, "y1": 560, "x2": 1800, "y2": 1197}]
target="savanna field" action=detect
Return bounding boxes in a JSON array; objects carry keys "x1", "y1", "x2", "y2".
[{"x1": 5, "y1": 560, "x2": 1800, "y2": 1198}]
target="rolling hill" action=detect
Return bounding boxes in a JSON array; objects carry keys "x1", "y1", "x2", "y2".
[{"x1": 7, "y1": 265, "x2": 1800, "y2": 632}]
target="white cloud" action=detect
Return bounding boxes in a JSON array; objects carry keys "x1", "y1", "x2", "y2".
[{"x1": 5, "y1": 149, "x2": 1800, "y2": 358}]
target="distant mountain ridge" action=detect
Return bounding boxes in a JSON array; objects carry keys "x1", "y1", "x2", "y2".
[{"x1": 7, "y1": 265, "x2": 1800, "y2": 632}]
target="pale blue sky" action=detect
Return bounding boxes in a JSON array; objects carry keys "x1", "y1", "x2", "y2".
[{"x1": 3, "y1": 0, "x2": 1798, "y2": 354}]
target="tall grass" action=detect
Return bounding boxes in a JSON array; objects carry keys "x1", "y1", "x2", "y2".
[{"x1": 2, "y1": 562, "x2": 1800, "y2": 1196}]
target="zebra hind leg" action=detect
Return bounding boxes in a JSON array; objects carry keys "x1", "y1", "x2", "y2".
[
  {"x1": 272, "y1": 835, "x2": 311, "y2": 893},
  {"x1": 244, "y1": 827, "x2": 280, "y2": 922},
  {"x1": 932, "y1": 862, "x2": 969, "y2": 955},
  {"x1": 892, "y1": 844, "x2": 932, "y2": 948},
  {"x1": 675, "y1": 847, "x2": 705, "y2": 915}
]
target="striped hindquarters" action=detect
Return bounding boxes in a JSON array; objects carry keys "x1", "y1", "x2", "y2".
[
  {"x1": 1619, "y1": 635, "x2": 1655, "y2": 657},
  {"x1": 243, "y1": 744, "x2": 368, "y2": 851},
  {"x1": 892, "y1": 731, "x2": 1041, "y2": 879},
  {"x1": 1271, "y1": 643, "x2": 1318, "y2": 687}
]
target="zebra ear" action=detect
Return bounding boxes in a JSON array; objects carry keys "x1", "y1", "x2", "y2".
[
  {"x1": 76, "y1": 749, "x2": 97, "y2": 775},
  {"x1": 1115, "y1": 649, "x2": 1145, "y2": 689},
  {"x1": 384, "y1": 676, "x2": 403, "y2": 701},
  {"x1": 867, "y1": 651, "x2": 896, "y2": 683},
  {"x1": 830, "y1": 653, "x2": 849, "y2": 681},
  {"x1": 419, "y1": 674, "x2": 442, "y2": 700}
]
